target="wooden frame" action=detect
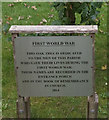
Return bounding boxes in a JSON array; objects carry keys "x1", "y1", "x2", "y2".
[
  {"x1": 9, "y1": 25, "x2": 98, "y2": 119},
  {"x1": 9, "y1": 25, "x2": 98, "y2": 33}
]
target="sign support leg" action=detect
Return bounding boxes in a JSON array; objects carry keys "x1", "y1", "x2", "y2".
[
  {"x1": 12, "y1": 33, "x2": 31, "y2": 118},
  {"x1": 16, "y1": 96, "x2": 30, "y2": 118},
  {"x1": 87, "y1": 92, "x2": 98, "y2": 119},
  {"x1": 87, "y1": 34, "x2": 99, "y2": 119}
]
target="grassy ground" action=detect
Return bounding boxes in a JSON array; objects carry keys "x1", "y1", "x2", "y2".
[{"x1": 2, "y1": 2, "x2": 107, "y2": 118}]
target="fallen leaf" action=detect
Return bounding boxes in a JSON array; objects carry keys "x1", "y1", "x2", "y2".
[
  {"x1": 7, "y1": 17, "x2": 13, "y2": 21},
  {"x1": 6, "y1": 21, "x2": 10, "y2": 24},
  {"x1": 64, "y1": 6, "x2": 67, "y2": 9},
  {"x1": 24, "y1": 3, "x2": 27, "y2": 7},
  {"x1": 42, "y1": 18, "x2": 47, "y2": 23},
  {"x1": 48, "y1": 14, "x2": 54, "y2": 18},
  {"x1": 18, "y1": 16, "x2": 24, "y2": 20},
  {"x1": 40, "y1": 21, "x2": 43, "y2": 25},
  {"x1": 95, "y1": 19, "x2": 98, "y2": 22},
  {"x1": 28, "y1": 5, "x2": 30, "y2": 8},
  {"x1": 37, "y1": 14, "x2": 39, "y2": 16},
  {"x1": 99, "y1": 29, "x2": 103, "y2": 33},
  {"x1": 27, "y1": 15, "x2": 32, "y2": 19},
  {"x1": 101, "y1": 65, "x2": 107, "y2": 70},
  {"x1": 31, "y1": 6, "x2": 37, "y2": 10},
  {"x1": 24, "y1": 3, "x2": 30, "y2": 8},
  {"x1": 8, "y1": 4, "x2": 14, "y2": 7}
]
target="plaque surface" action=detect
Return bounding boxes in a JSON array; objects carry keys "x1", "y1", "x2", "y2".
[{"x1": 14, "y1": 36, "x2": 93, "y2": 96}]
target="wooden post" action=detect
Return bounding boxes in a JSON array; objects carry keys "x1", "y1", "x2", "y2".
[
  {"x1": 86, "y1": 34, "x2": 99, "y2": 119},
  {"x1": 12, "y1": 33, "x2": 30, "y2": 118},
  {"x1": 24, "y1": 97, "x2": 31, "y2": 118},
  {"x1": 87, "y1": 92, "x2": 98, "y2": 119},
  {"x1": 16, "y1": 96, "x2": 30, "y2": 118}
]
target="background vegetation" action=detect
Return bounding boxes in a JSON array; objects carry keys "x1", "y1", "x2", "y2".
[
  {"x1": 2, "y1": 2, "x2": 107, "y2": 118},
  {"x1": 52, "y1": 2, "x2": 102, "y2": 25}
]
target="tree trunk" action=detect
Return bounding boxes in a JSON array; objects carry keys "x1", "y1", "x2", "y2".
[{"x1": 66, "y1": 3, "x2": 75, "y2": 25}]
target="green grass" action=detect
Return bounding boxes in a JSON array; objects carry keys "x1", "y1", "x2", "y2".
[{"x1": 2, "y1": 2, "x2": 107, "y2": 118}]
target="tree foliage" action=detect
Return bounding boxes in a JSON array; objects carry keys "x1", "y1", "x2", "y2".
[{"x1": 53, "y1": 2, "x2": 102, "y2": 25}]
